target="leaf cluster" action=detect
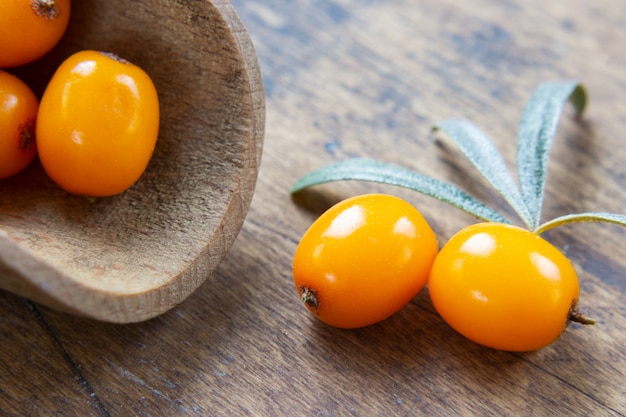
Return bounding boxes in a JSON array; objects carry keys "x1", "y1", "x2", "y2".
[{"x1": 291, "y1": 81, "x2": 626, "y2": 234}]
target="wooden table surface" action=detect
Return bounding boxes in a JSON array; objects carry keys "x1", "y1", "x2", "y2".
[{"x1": 2, "y1": 0, "x2": 625, "y2": 415}]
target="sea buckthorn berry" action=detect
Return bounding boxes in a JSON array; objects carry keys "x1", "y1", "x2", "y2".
[
  {"x1": 293, "y1": 193, "x2": 438, "y2": 328},
  {"x1": 291, "y1": 81, "x2": 621, "y2": 350},
  {"x1": 0, "y1": 0, "x2": 71, "y2": 68},
  {"x1": 0, "y1": 70, "x2": 39, "y2": 179},
  {"x1": 428, "y1": 222, "x2": 582, "y2": 352},
  {"x1": 36, "y1": 50, "x2": 160, "y2": 197}
]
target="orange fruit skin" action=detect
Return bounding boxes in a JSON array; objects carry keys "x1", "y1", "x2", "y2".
[
  {"x1": 428, "y1": 222, "x2": 580, "y2": 351},
  {"x1": 293, "y1": 194, "x2": 439, "y2": 328},
  {"x1": 37, "y1": 50, "x2": 160, "y2": 197},
  {"x1": 0, "y1": 70, "x2": 39, "y2": 179},
  {"x1": 0, "y1": 0, "x2": 71, "y2": 68}
]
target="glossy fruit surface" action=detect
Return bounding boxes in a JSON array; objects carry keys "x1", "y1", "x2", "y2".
[
  {"x1": 0, "y1": 70, "x2": 39, "y2": 179},
  {"x1": 37, "y1": 50, "x2": 160, "y2": 197},
  {"x1": 428, "y1": 222, "x2": 580, "y2": 351},
  {"x1": 0, "y1": 0, "x2": 71, "y2": 68},
  {"x1": 293, "y1": 193, "x2": 438, "y2": 328}
]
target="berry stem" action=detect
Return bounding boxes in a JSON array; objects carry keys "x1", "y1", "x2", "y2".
[{"x1": 568, "y1": 300, "x2": 596, "y2": 325}]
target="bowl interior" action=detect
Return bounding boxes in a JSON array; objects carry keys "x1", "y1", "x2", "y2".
[{"x1": 0, "y1": 0, "x2": 264, "y2": 321}]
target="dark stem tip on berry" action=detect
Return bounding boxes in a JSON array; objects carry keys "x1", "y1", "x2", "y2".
[
  {"x1": 19, "y1": 119, "x2": 36, "y2": 152},
  {"x1": 300, "y1": 286, "x2": 319, "y2": 310},
  {"x1": 100, "y1": 51, "x2": 130, "y2": 64},
  {"x1": 568, "y1": 299, "x2": 596, "y2": 325},
  {"x1": 32, "y1": 0, "x2": 61, "y2": 20}
]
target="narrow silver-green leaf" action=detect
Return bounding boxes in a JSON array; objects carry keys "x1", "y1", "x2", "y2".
[
  {"x1": 535, "y1": 212, "x2": 626, "y2": 235},
  {"x1": 290, "y1": 158, "x2": 512, "y2": 224},
  {"x1": 517, "y1": 81, "x2": 588, "y2": 230},
  {"x1": 434, "y1": 119, "x2": 533, "y2": 228}
]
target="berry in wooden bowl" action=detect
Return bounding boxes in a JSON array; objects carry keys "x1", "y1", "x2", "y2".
[{"x1": 0, "y1": 0, "x2": 265, "y2": 323}]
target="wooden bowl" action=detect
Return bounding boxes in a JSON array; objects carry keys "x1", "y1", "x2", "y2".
[{"x1": 0, "y1": 0, "x2": 265, "y2": 323}]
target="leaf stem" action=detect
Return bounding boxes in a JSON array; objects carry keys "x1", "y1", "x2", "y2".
[{"x1": 535, "y1": 212, "x2": 626, "y2": 235}]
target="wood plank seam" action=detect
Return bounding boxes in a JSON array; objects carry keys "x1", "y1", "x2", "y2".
[{"x1": 27, "y1": 301, "x2": 112, "y2": 417}]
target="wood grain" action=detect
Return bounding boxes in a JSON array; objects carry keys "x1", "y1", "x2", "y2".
[{"x1": 1, "y1": 0, "x2": 625, "y2": 415}]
